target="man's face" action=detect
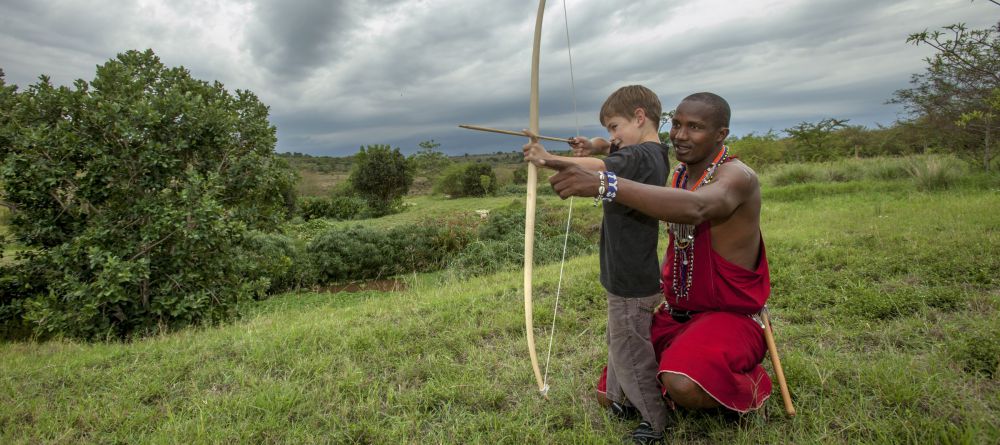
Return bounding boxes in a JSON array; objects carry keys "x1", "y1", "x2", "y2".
[
  {"x1": 669, "y1": 101, "x2": 728, "y2": 165},
  {"x1": 603, "y1": 109, "x2": 645, "y2": 148}
]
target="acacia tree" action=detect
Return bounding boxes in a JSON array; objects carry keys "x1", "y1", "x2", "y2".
[
  {"x1": 892, "y1": 10, "x2": 1000, "y2": 170},
  {"x1": 408, "y1": 139, "x2": 452, "y2": 176},
  {"x1": 350, "y1": 144, "x2": 412, "y2": 217},
  {"x1": 0, "y1": 50, "x2": 296, "y2": 339},
  {"x1": 784, "y1": 118, "x2": 849, "y2": 161}
]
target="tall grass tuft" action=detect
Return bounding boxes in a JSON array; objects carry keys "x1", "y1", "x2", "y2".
[
  {"x1": 769, "y1": 163, "x2": 820, "y2": 186},
  {"x1": 906, "y1": 155, "x2": 965, "y2": 191},
  {"x1": 761, "y1": 155, "x2": 969, "y2": 188}
]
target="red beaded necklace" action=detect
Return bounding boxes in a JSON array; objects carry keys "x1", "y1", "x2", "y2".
[
  {"x1": 668, "y1": 145, "x2": 731, "y2": 299},
  {"x1": 670, "y1": 144, "x2": 730, "y2": 192}
]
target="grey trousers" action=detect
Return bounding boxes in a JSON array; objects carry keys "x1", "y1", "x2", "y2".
[{"x1": 605, "y1": 291, "x2": 669, "y2": 432}]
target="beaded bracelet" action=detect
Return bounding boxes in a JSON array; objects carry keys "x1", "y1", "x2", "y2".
[
  {"x1": 594, "y1": 171, "x2": 606, "y2": 206},
  {"x1": 593, "y1": 171, "x2": 618, "y2": 205},
  {"x1": 603, "y1": 171, "x2": 618, "y2": 202}
]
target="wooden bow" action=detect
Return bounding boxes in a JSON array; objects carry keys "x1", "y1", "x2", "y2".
[{"x1": 524, "y1": 0, "x2": 548, "y2": 398}]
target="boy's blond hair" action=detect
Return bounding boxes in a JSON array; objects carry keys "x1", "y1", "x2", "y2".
[{"x1": 599, "y1": 85, "x2": 662, "y2": 130}]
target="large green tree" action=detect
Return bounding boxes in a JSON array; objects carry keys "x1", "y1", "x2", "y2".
[
  {"x1": 0, "y1": 49, "x2": 296, "y2": 339},
  {"x1": 350, "y1": 144, "x2": 412, "y2": 217},
  {"x1": 892, "y1": 10, "x2": 1000, "y2": 170}
]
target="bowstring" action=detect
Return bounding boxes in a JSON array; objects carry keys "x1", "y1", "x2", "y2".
[{"x1": 542, "y1": 0, "x2": 580, "y2": 390}]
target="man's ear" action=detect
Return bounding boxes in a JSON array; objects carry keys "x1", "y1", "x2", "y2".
[{"x1": 716, "y1": 127, "x2": 730, "y2": 144}]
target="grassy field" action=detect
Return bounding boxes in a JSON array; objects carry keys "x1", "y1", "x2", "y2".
[{"x1": 2, "y1": 167, "x2": 999, "y2": 443}]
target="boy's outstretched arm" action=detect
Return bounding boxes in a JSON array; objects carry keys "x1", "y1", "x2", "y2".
[
  {"x1": 522, "y1": 133, "x2": 607, "y2": 171},
  {"x1": 568, "y1": 137, "x2": 612, "y2": 157}
]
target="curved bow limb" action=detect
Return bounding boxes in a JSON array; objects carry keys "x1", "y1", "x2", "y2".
[{"x1": 524, "y1": 0, "x2": 548, "y2": 399}]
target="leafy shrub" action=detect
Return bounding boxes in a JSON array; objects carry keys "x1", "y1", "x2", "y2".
[
  {"x1": 499, "y1": 183, "x2": 527, "y2": 196},
  {"x1": 512, "y1": 165, "x2": 528, "y2": 184},
  {"x1": 0, "y1": 263, "x2": 39, "y2": 339},
  {"x1": 350, "y1": 145, "x2": 413, "y2": 217},
  {"x1": 434, "y1": 163, "x2": 498, "y2": 197},
  {"x1": 298, "y1": 196, "x2": 367, "y2": 221},
  {"x1": 306, "y1": 220, "x2": 475, "y2": 283},
  {"x1": 0, "y1": 50, "x2": 294, "y2": 339},
  {"x1": 728, "y1": 131, "x2": 787, "y2": 171},
  {"x1": 240, "y1": 231, "x2": 314, "y2": 293},
  {"x1": 446, "y1": 204, "x2": 596, "y2": 277}
]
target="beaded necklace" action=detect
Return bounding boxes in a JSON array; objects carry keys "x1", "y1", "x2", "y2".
[{"x1": 668, "y1": 145, "x2": 731, "y2": 299}]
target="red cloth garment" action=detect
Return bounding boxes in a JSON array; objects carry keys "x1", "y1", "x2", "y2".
[
  {"x1": 662, "y1": 222, "x2": 770, "y2": 313},
  {"x1": 653, "y1": 221, "x2": 772, "y2": 412}
]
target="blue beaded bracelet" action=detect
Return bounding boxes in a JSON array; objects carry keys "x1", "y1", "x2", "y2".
[{"x1": 603, "y1": 171, "x2": 618, "y2": 202}]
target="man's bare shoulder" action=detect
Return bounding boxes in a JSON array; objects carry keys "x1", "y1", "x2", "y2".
[{"x1": 715, "y1": 159, "x2": 759, "y2": 190}]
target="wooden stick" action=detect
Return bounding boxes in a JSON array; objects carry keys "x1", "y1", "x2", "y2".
[
  {"x1": 459, "y1": 124, "x2": 574, "y2": 144},
  {"x1": 762, "y1": 308, "x2": 795, "y2": 416}
]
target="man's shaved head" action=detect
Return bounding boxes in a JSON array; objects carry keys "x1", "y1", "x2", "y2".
[{"x1": 681, "y1": 92, "x2": 730, "y2": 129}]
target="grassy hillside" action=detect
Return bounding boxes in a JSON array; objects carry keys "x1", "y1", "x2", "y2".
[{"x1": 2, "y1": 168, "x2": 999, "y2": 443}]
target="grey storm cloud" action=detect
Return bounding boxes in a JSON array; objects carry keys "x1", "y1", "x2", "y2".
[
  {"x1": 0, "y1": 0, "x2": 997, "y2": 156},
  {"x1": 246, "y1": 0, "x2": 351, "y2": 80}
]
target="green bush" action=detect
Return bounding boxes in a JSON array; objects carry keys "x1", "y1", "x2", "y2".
[
  {"x1": 433, "y1": 163, "x2": 498, "y2": 197},
  {"x1": 728, "y1": 131, "x2": 787, "y2": 171},
  {"x1": 297, "y1": 196, "x2": 367, "y2": 221},
  {"x1": 0, "y1": 263, "x2": 38, "y2": 339},
  {"x1": 446, "y1": 204, "x2": 596, "y2": 278},
  {"x1": 0, "y1": 50, "x2": 294, "y2": 339},
  {"x1": 350, "y1": 145, "x2": 413, "y2": 217},
  {"x1": 240, "y1": 231, "x2": 313, "y2": 293},
  {"x1": 306, "y1": 221, "x2": 475, "y2": 283}
]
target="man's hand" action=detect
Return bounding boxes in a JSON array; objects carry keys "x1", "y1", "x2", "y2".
[
  {"x1": 522, "y1": 130, "x2": 550, "y2": 167},
  {"x1": 545, "y1": 158, "x2": 601, "y2": 199}
]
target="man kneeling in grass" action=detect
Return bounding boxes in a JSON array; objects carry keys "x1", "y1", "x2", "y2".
[{"x1": 547, "y1": 92, "x2": 773, "y2": 424}]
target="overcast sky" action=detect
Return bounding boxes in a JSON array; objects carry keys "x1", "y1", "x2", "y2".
[{"x1": 1, "y1": 0, "x2": 997, "y2": 156}]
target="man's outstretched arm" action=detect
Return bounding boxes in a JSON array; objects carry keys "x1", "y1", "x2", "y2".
[{"x1": 546, "y1": 158, "x2": 756, "y2": 224}]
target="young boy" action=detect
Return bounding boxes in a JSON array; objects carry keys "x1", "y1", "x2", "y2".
[{"x1": 523, "y1": 85, "x2": 670, "y2": 444}]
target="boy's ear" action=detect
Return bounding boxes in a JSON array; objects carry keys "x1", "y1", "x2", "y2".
[{"x1": 633, "y1": 107, "x2": 647, "y2": 127}]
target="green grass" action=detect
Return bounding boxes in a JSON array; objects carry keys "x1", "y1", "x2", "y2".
[{"x1": 2, "y1": 172, "x2": 999, "y2": 443}]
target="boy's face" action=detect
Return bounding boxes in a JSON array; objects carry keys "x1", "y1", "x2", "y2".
[
  {"x1": 603, "y1": 109, "x2": 646, "y2": 147},
  {"x1": 669, "y1": 100, "x2": 728, "y2": 165}
]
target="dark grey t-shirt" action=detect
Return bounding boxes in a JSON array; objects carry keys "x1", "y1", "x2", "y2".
[{"x1": 599, "y1": 141, "x2": 670, "y2": 297}]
